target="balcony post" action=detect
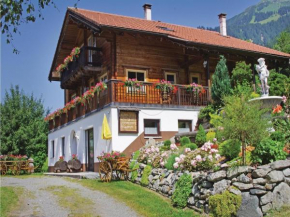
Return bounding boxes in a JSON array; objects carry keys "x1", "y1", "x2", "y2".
[
  {"x1": 84, "y1": 29, "x2": 88, "y2": 65},
  {"x1": 178, "y1": 86, "x2": 181, "y2": 105}
]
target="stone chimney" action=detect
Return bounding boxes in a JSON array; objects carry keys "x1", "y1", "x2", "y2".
[
  {"x1": 143, "y1": 4, "x2": 152, "y2": 20},
  {"x1": 218, "y1": 13, "x2": 227, "y2": 36}
]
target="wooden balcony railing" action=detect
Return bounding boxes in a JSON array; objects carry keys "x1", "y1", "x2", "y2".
[
  {"x1": 49, "y1": 80, "x2": 209, "y2": 130},
  {"x1": 61, "y1": 46, "x2": 102, "y2": 89}
]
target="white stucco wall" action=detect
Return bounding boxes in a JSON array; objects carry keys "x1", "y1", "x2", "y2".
[{"x1": 48, "y1": 106, "x2": 200, "y2": 167}]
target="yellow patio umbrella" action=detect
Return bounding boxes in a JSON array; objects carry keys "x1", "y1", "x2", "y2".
[{"x1": 102, "y1": 114, "x2": 112, "y2": 152}]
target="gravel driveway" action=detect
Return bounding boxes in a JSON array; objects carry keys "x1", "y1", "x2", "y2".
[{"x1": 1, "y1": 176, "x2": 139, "y2": 217}]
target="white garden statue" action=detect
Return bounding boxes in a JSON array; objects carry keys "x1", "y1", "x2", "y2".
[{"x1": 255, "y1": 58, "x2": 270, "y2": 96}]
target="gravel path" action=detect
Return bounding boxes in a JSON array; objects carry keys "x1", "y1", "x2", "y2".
[{"x1": 1, "y1": 176, "x2": 140, "y2": 217}]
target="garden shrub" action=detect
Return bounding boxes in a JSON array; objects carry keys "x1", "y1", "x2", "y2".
[
  {"x1": 163, "y1": 140, "x2": 171, "y2": 147},
  {"x1": 270, "y1": 131, "x2": 285, "y2": 143},
  {"x1": 165, "y1": 154, "x2": 179, "y2": 170},
  {"x1": 219, "y1": 139, "x2": 241, "y2": 160},
  {"x1": 268, "y1": 70, "x2": 290, "y2": 96},
  {"x1": 185, "y1": 143, "x2": 197, "y2": 150},
  {"x1": 140, "y1": 165, "x2": 152, "y2": 186},
  {"x1": 180, "y1": 137, "x2": 190, "y2": 146},
  {"x1": 171, "y1": 174, "x2": 193, "y2": 208},
  {"x1": 251, "y1": 138, "x2": 287, "y2": 165},
  {"x1": 131, "y1": 163, "x2": 139, "y2": 181},
  {"x1": 231, "y1": 61, "x2": 252, "y2": 87},
  {"x1": 206, "y1": 131, "x2": 216, "y2": 142},
  {"x1": 209, "y1": 190, "x2": 242, "y2": 217},
  {"x1": 41, "y1": 157, "x2": 48, "y2": 172},
  {"x1": 130, "y1": 150, "x2": 140, "y2": 169},
  {"x1": 195, "y1": 125, "x2": 206, "y2": 147},
  {"x1": 198, "y1": 104, "x2": 215, "y2": 120}
]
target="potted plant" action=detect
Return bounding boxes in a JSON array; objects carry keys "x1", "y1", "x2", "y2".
[{"x1": 155, "y1": 80, "x2": 177, "y2": 103}]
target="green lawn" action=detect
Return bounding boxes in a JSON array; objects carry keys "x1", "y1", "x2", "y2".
[
  {"x1": 267, "y1": 206, "x2": 290, "y2": 217},
  {"x1": 69, "y1": 179, "x2": 202, "y2": 217},
  {"x1": 0, "y1": 186, "x2": 24, "y2": 217}
]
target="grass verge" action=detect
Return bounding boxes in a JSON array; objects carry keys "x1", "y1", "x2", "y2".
[
  {"x1": 68, "y1": 179, "x2": 201, "y2": 217},
  {"x1": 43, "y1": 185, "x2": 95, "y2": 217},
  {"x1": 267, "y1": 206, "x2": 290, "y2": 217},
  {"x1": 0, "y1": 186, "x2": 24, "y2": 217}
]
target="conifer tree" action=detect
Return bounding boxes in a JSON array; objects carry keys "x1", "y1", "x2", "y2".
[{"x1": 211, "y1": 55, "x2": 232, "y2": 106}]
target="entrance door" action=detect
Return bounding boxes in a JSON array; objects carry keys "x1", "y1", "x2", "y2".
[{"x1": 87, "y1": 128, "x2": 94, "y2": 171}]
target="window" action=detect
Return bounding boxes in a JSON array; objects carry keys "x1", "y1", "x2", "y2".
[
  {"x1": 165, "y1": 72, "x2": 176, "y2": 84},
  {"x1": 61, "y1": 137, "x2": 65, "y2": 157},
  {"x1": 51, "y1": 140, "x2": 55, "y2": 158},
  {"x1": 126, "y1": 69, "x2": 146, "y2": 93},
  {"x1": 191, "y1": 77, "x2": 199, "y2": 84},
  {"x1": 99, "y1": 73, "x2": 108, "y2": 82},
  {"x1": 178, "y1": 120, "x2": 192, "y2": 133},
  {"x1": 144, "y1": 119, "x2": 160, "y2": 136},
  {"x1": 88, "y1": 36, "x2": 97, "y2": 64},
  {"x1": 190, "y1": 73, "x2": 200, "y2": 84}
]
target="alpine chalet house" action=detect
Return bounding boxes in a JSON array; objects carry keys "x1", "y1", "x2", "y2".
[{"x1": 47, "y1": 5, "x2": 290, "y2": 172}]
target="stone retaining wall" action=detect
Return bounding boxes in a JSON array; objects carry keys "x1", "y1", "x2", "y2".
[{"x1": 131, "y1": 160, "x2": 290, "y2": 216}]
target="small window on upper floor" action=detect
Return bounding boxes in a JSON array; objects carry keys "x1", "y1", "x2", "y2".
[
  {"x1": 100, "y1": 73, "x2": 108, "y2": 82},
  {"x1": 165, "y1": 72, "x2": 176, "y2": 84}
]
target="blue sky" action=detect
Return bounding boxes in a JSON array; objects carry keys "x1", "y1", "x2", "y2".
[{"x1": 1, "y1": 0, "x2": 260, "y2": 112}]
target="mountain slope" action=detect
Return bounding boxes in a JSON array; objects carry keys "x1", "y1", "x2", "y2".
[{"x1": 201, "y1": 0, "x2": 290, "y2": 47}]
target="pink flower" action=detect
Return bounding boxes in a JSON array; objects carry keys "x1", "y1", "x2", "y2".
[
  {"x1": 161, "y1": 152, "x2": 168, "y2": 157},
  {"x1": 213, "y1": 138, "x2": 217, "y2": 143},
  {"x1": 191, "y1": 160, "x2": 197, "y2": 166},
  {"x1": 175, "y1": 157, "x2": 181, "y2": 163},
  {"x1": 208, "y1": 155, "x2": 213, "y2": 161},
  {"x1": 180, "y1": 154, "x2": 186, "y2": 161},
  {"x1": 282, "y1": 96, "x2": 287, "y2": 103},
  {"x1": 160, "y1": 161, "x2": 165, "y2": 167},
  {"x1": 202, "y1": 158, "x2": 206, "y2": 162},
  {"x1": 185, "y1": 148, "x2": 191, "y2": 153},
  {"x1": 196, "y1": 155, "x2": 202, "y2": 162},
  {"x1": 210, "y1": 149, "x2": 218, "y2": 154},
  {"x1": 215, "y1": 154, "x2": 221, "y2": 160},
  {"x1": 170, "y1": 144, "x2": 178, "y2": 150},
  {"x1": 173, "y1": 162, "x2": 179, "y2": 169}
]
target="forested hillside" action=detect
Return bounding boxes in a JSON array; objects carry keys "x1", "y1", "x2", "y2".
[{"x1": 198, "y1": 0, "x2": 290, "y2": 47}]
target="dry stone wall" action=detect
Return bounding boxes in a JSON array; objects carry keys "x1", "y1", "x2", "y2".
[{"x1": 131, "y1": 159, "x2": 290, "y2": 216}]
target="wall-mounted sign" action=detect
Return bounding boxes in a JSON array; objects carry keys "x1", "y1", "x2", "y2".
[{"x1": 119, "y1": 110, "x2": 139, "y2": 133}]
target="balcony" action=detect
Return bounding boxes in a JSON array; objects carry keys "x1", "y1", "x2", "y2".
[
  {"x1": 49, "y1": 80, "x2": 209, "y2": 131},
  {"x1": 61, "y1": 46, "x2": 102, "y2": 89}
]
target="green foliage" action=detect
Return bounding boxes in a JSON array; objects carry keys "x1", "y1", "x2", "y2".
[
  {"x1": 273, "y1": 119, "x2": 290, "y2": 144},
  {"x1": 198, "y1": 104, "x2": 215, "y2": 120},
  {"x1": 0, "y1": 86, "x2": 49, "y2": 171},
  {"x1": 130, "y1": 150, "x2": 140, "y2": 169},
  {"x1": 250, "y1": 91, "x2": 260, "y2": 99},
  {"x1": 268, "y1": 70, "x2": 290, "y2": 96},
  {"x1": 165, "y1": 154, "x2": 179, "y2": 170},
  {"x1": 180, "y1": 137, "x2": 190, "y2": 146},
  {"x1": 140, "y1": 165, "x2": 152, "y2": 186},
  {"x1": 195, "y1": 125, "x2": 206, "y2": 147},
  {"x1": 211, "y1": 55, "x2": 232, "y2": 106},
  {"x1": 270, "y1": 131, "x2": 285, "y2": 143},
  {"x1": 206, "y1": 131, "x2": 216, "y2": 142},
  {"x1": 231, "y1": 61, "x2": 253, "y2": 86},
  {"x1": 41, "y1": 157, "x2": 48, "y2": 172},
  {"x1": 219, "y1": 139, "x2": 241, "y2": 160},
  {"x1": 171, "y1": 174, "x2": 193, "y2": 208},
  {"x1": 222, "y1": 93, "x2": 270, "y2": 164},
  {"x1": 233, "y1": 82, "x2": 253, "y2": 98},
  {"x1": 251, "y1": 138, "x2": 287, "y2": 165},
  {"x1": 163, "y1": 140, "x2": 171, "y2": 147},
  {"x1": 131, "y1": 163, "x2": 139, "y2": 181},
  {"x1": 273, "y1": 30, "x2": 290, "y2": 53},
  {"x1": 209, "y1": 190, "x2": 242, "y2": 217},
  {"x1": 209, "y1": 113, "x2": 223, "y2": 129},
  {"x1": 185, "y1": 143, "x2": 198, "y2": 150}
]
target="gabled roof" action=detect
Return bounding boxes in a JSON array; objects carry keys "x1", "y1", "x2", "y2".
[{"x1": 68, "y1": 7, "x2": 290, "y2": 58}]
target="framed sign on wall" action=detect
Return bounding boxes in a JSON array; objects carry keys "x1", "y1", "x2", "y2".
[{"x1": 119, "y1": 110, "x2": 139, "y2": 133}]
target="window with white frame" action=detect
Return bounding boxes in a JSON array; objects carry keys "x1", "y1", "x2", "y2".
[
  {"x1": 178, "y1": 120, "x2": 192, "y2": 133},
  {"x1": 51, "y1": 140, "x2": 55, "y2": 158},
  {"x1": 165, "y1": 72, "x2": 176, "y2": 84},
  {"x1": 61, "y1": 137, "x2": 65, "y2": 157},
  {"x1": 126, "y1": 69, "x2": 146, "y2": 93},
  {"x1": 144, "y1": 119, "x2": 160, "y2": 136}
]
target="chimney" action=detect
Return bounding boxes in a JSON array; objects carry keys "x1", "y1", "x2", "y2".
[
  {"x1": 218, "y1": 13, "x2": 227, "y2": 36},
  {"x1": 143, "y1": 4, "x2": 152, "y2": 20}
]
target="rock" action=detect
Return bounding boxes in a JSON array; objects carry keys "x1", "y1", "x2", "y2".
[
  {"x1": 260, "y1": 192, "x2": 273, "y2": 205},
  {"x1": 229, "y1": 186, "x2": 241, "y2": 195},
  {"x1": 212, "y1": 179, "x2": 231, "y2": 195},
  {"x1": 265, "y1": 183, "x2": 276, "y2": 190},
  {"x1": 139, "y1": 163, "x2": 146, "y2": 169},
  {"x1": 270, "y1": 160, "x2": 290, "y2": 170},
  {"x1": 253, "y1": 184, "x2": 266, "y2": 190},
  {"x1": 192, "y1": 183, "x2": 200, "y2": 195},
  {"x1": 227, "y1": 166, "x2": 251, "y2": 179},
  {"x1": 252, "y1": 178, "x2": 266, "y2": 185},
  {"x1": 148, "y1": 138, "x2": 156, "y2": 146},
  {"x1": 207, "y1": 170, "x2": 227, "y2": 182},
  {"x1": 202, "y1": 181, "x2": 213, "y2": 189},
  {"x1": 168, "y1": 190, "x2": 173, "y2": 196},
  {"x1": 196, "y1": 200, "x2": 205, "y2": 208},
  {"x1": 162, "y1": 185, "x2": 170, "y2": 194},
  {"x1": 233, "y1": 182, "x2": 253, "y2": 191},
  {"x1": 237, "y1": 192, "x2": 263, "y2": 217},
  {"x1": 266, "y1": 170, "x2": 284, "y2": 183},
  {"x1": 272, "y1": 182, "x2": 290, "y2": 209},
  {"x1": 283, "y1": 168, "x2": 290, "y2": 177},
  {"x1": 252, "y1": 168, "x2": 271, "y2": 178},
  {"x1": 188, "y1": 196, "x2": 195, "y2": 205},
  {"x1": 285, "y1": 177, "x2": 290, "y2": 186},
  {"x1": 237, "y1": 174, "x2": 251, "y2": 183},
  {"x1": 148, "y1": 175, "x2": 154, "y2": 183},
  {"x1": 204, "y1": 204, "x2": 210, "y2": 214},
  {"x1": 220, "y1": 163, "x2": 229, "y2": 168},
  {"x1": 151, "y1": 168, "x2": 158, "y2": 175},
  {"x1": 261, "y1": 203, "x2": 272, "y2": 214},
  {"x1": 191, "y1": 172, "x2": 201, "y2": 182},
  {"x1": 159, "y1": 179, "x2": 166, "y2": 186},
  {"x1": 257, "y1": 164, "x2": 271, "y2": 169},
  {"x1": 153, "y1": 175, "x2": 160, "y2": 180},
  {"x1": 250, "y1": 189, "x2": 267, "y2": 195},
  {"x1": 153, "y1": 179, "x2": 160, "y2": 190}
]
